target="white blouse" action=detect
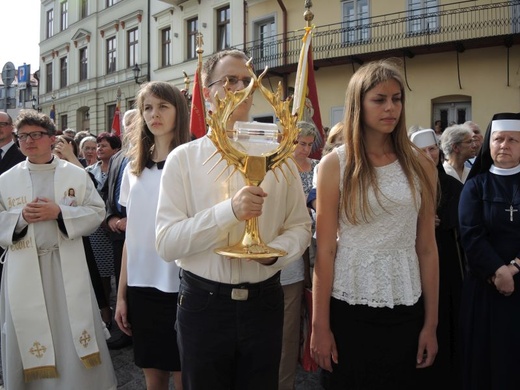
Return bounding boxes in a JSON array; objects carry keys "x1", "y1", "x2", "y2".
[{"x1": 332, "y1": 145, "x2": 422, "y2": 308}]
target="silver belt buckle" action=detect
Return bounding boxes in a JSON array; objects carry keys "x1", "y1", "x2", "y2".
[{"x1": 231, "y1": 288, "x2": 249, "y2": 301}]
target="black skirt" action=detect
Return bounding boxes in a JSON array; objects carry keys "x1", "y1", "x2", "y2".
[
  {"x1": 127, "y1": 286, "x2": 180, "y2": 371},
  {"x1": 328, "y1": 296, "x2": 424, "y2": 390}
]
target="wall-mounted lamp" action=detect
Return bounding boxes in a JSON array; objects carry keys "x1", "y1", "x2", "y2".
[
  {"x1": 133, "y1": 63, "x2": 146, "y2": 85},
  {"x1": 174, "y1": 32, "x2": 179, "y2": 38},
  {"x1": 202, "y1": 22, "x2": 207, "y2": 28},
  {"x1": 85, "y1": 109, "x2": 90, "y2": 120},
  {"x1": 31, "y1": 95, "x2": 42, "y2": 112}
]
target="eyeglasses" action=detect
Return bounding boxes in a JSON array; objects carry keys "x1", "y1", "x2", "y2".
[
  {"x1": 460, "y1": 139, "x2": 477, "y2": 145},
  {"x1": 0, "y1": 122, "x2": 11, "y2": 128},
  {"x1": 207, "y1": 76, "x2": 252, "y2": 88},
  {"x1": 16, "y1": 131, "x2": 50, "y2": 142}
]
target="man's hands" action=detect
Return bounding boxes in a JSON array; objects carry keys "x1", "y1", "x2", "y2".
[
  {"x1": 108, "y1": 216, "x2": 127, "y2": 233},
  {"x1": 231, "y1": 186, "x2": 267, "y2": 221},
  {"x1": 22, "y1": 197, "x2": 61, "y2": 223},
  {"x1": 230, "y1": 186, "x2": 279, "y2": 266}
]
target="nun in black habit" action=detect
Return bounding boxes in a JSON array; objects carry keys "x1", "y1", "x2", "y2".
[
  {"x1": 458, "y1": 112, "x2": 520, "y2": 390},
  {"x1": 409, "y1": 129, "x2": 465, "y2": 389}
]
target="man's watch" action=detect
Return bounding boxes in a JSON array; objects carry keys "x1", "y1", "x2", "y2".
[{"x1": 510, "y1": 259, "x2": 520, "y2": 272}]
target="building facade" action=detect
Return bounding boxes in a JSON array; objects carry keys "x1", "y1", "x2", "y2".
[{"x1": 38, "y1": 0, "x2": 520, "y2": 135}]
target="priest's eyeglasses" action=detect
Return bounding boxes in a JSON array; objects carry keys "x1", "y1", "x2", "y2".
[
  {"x1": 207, "y1": 76, "x2": 252, "y2": 88},
  {"x1": 16, "y1": 132, "x2": 50, "y2": 142}
]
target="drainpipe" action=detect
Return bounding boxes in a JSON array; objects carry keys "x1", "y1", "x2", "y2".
[
  {"x1": 147, "y1": 0, "x2": 151, "y2": 82},
  {"x1": 243, "y1": 1, "x2": 247, "y2": 50},
  {"x1": 276, "y1": 0, "x2": 288, "y2": 95},
  {"x1": 276, "y1": 0, "x2": 288, "y2": 67}
]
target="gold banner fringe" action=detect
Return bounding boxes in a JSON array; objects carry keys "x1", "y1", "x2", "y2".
[
  {"x1": 81, "y1": 352, "x2": 101, "y2": 368},
  {"x1": 23, "y1": 365, "x2": 58, "y2": 382}
]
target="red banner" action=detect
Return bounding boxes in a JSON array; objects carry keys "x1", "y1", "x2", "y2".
[
  {"x1": 190, "y1": 68, "x2": 206, "y2": 139},
  {"x1": 111, "y1": 102, "x2": 121, "y2": 137}
]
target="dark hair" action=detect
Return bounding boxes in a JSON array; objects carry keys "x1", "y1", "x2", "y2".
[
  {"x1": 129, "y1": 81, "x2": 190, "y2": 176},
  {"x1": 58, "y1": 134, "x2": 79, "y2": 157},
  {"x1": 14, "y1": 110, "x2": 56, "y2": 135},
  {"x1": 74, "y1": 130, "x2": 92, "y2": 145},
  {"x1": 96, "y1": 131, "x2": 122, "y2": 150}
]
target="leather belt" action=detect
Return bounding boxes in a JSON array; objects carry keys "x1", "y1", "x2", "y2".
[{"x1": 181, "y1": 270, "x2": 281, "y2": 301}]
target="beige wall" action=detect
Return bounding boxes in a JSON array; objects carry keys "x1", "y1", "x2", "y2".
[
  {"x1": 253, "y1": 44, "x2": 520, "y2": 132},
  {"x1": 247, "y1": 0, "x2": 520, "y2": 134}
]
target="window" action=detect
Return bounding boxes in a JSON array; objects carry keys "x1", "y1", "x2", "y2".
[
  {"x1": 187, "y1": 17, "x2": 198, "y2": 60},
  {"x1": 79, "y1": 47, "x2": 88, "y2": 81},
  {"x1": 107, "y1": 104, "x2": 116, "y2": 131},
  {"x1": 80, "y1": 0, "x2": 88, "y2": 19},
  {"x1": 60, "y1": 115, "x2": 68, "y2": 131},
  {"x1": 216, "y1": 6, "x2": 230, "y2": 51},
  {"x1": 161, "y1": 27, "x2": 172, "y2": 67},
  {"x1": 342, "y1": 0, "x2": 370, "y2": 43},
  {"x1": 127, "y1": 28, "x2": 138, "y2": 67},
  {"x1": 407, "y1": 0, "x2": 438, "y2": 34},
  {"x1": 106, "y1": 0, "x2": 118, "y2": 7},
  {"x1": 511, "y1": 2, "x2": 520, "y2": 33},
  {"x1": 60, "y1": 1, "x2": 68, "y2": 31},
  {"x1": 46, "y1": 9, "x2": 54, "y2": 38},
  {"x1": 60, "y1": 57, "x2": 67, "y2": 88},
  {"x1": 106, "y1": 37, "x2": 116, "y2": 74},
  {"x1": 45, "y1": 63, "x2": 53, "y2": 93},
  {"x1": 254, "y1": 18, "x2": 276, "y2": 68}
]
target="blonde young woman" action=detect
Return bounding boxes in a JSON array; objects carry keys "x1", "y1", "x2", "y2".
[
  {"x1": 114, "y1": 81, "x2": 190, "y2": 390},
  {"x1": 311, "y1": 58, "x2": 439, "y2": 389}
]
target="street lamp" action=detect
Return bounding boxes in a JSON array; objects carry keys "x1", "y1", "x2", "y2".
[{"x1": 133, "y1": 63, "x2": 145, "y2": 85}]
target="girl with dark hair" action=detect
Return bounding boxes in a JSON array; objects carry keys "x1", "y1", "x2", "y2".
[{"x1": 114, "y1": 81, "x2": 190, "y2": 390}]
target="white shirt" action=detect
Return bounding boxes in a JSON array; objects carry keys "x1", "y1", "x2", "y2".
[
  {"x1": 155, "y1": 136, "x2": 312, "y2": 284},
  {"x1": 443, "y1": 160, "x2": 470, "y2": 184},
  {"x1": 0, "y1": 140, "x2": 16, "y2": 158},
  {"x1": 120, "y1": 163, "x2": 181, "y2": 292}
]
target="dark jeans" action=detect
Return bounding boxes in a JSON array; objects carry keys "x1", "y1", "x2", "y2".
[{"x1": 177, "y1": 270, "x2": 284, "y2": 390}]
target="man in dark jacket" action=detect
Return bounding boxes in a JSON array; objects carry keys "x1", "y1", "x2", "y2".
[{"x1": 0, "y1": 112, "x2": 26, "y2": 285}]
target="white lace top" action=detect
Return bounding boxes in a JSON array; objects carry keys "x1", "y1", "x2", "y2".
[{"x1": 332, "y1": 145, "x2": 422, "y2": 308}]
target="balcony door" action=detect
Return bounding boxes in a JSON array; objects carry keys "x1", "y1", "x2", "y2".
[
  {"x1": 433, "y1": 102, "x2": 471, "y2": 129},
  {"x1": 254, "y1": 17, "x2": 277, "y2": 70}
]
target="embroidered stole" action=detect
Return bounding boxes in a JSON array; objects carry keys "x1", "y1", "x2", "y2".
[{"x1": 3, "y1": 161, "x2": 101, "y2": 382}]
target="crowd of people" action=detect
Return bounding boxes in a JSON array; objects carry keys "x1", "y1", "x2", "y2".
[{"x1": 0, "y1": 49, "x2": 518, "y2": 390}]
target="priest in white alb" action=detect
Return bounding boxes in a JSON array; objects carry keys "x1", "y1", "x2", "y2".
[{"x1": 0, "y1": 110, "x2": 117, "y2": 389}]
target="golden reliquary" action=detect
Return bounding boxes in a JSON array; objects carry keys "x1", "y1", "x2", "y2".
[{"x1": 204, "y1": 60, "x2": 301, "y2": 259}]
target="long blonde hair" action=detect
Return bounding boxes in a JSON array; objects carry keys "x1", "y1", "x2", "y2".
[{"x1": 341, "y1": 58, "x2": 436, "y2": 224}]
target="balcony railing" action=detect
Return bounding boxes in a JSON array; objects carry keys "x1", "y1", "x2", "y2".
[{"x1": 243, "y1": 0, "x2": 520, "y2": 73}]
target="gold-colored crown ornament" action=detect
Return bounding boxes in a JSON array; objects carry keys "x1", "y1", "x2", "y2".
[{"x1": 204, "y1": 60, "x2": 301, "y2": 259}]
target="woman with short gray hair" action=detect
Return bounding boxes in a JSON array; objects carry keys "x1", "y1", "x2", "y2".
[{"x1": 440, "y1": 124, "x2": 477, "y2": 183}]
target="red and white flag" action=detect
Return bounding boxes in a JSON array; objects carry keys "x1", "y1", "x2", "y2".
[{"x1": 292, "y1": 26, "x2": 325, "y2": 159}]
